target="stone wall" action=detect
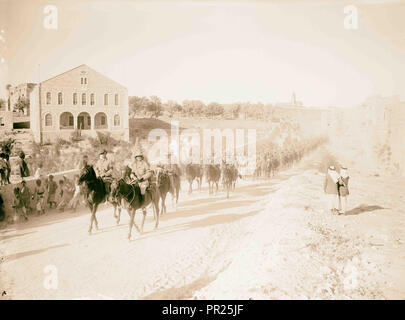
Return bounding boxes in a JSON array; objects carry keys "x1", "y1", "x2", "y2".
[{"x1": 0, "y1": 110, "x2": 13, "y2": 130}]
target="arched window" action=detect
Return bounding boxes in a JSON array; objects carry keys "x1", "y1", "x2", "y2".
[
  {"x1": 46, "y1": 92, "x2": 51, "y2": 105},
  {"x1": 45, "y1": 114, "x2": 52, "y2": 126},
  {"x1": 95, "y1": 112, "x2": 107, "y2": 129},
  {"x1": 90, "y1": 93, "x2": 95, "y2": 106},
  {"x1": 58, "y1": 92, "x2": 63, "y2": 105},
  {"x1": 82, "y1": 93, "x2": 86, "y2": 105},
  {"x1": 114, "y1": 114, "x2": 120, "y2": 126},
  {"x1": 115, "y1": 94, "x2": 119, "y2": 106},
  {"x1": 73, "y1": 93, "x2": 77, "y2": 105},
  {"x1": 84, "y1": 78, "x2": 87, "y2": 84},
  {"x1": 104, "y1": 94, "x2": 108, "y2": 106}
]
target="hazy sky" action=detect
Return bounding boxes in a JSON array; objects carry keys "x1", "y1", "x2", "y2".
[{"x1": 1, "y1": 0, "x2": 405, "y2": 107}]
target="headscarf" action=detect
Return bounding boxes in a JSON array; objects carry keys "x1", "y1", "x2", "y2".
[
  {"x1": 327, "y1": 166, "x2": 340, "y2": 184},
  {"x1": 340, "y1": 167, "x2": 349, "y2": 179}
]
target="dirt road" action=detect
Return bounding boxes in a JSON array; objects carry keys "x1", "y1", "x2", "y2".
[{"x1": 1, "y1": 148, "x2": 404, "y2": 299}]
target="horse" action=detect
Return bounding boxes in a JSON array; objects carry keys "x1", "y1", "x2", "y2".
[
  {"x1": 229, "y1": 164, "x2": 239, "y2": 191},
  {"x1": 204, "y1": 164, "x2": 221, "y2": 195},
  {"x1": 185, "y1": 163, "x2": 203, "y2": 194},
  {"x1": 156, "y1": 168, "x2": 171, "y2": 215},
  {"x1": 221, "y1": 165, "x2": 233, "y2": 198},
  {"x1": 170, "y1": 164, "x2": 181, "y2": 205},
  {"x1": 78, "y1": 165, "x2": 108, "y2": 234},
  {"x1": 111, "y1": 178, "x2": 160, "y2": 240},
  {"x1": 111, "y1": 165, "x2": 132, "y2": 224},
  {"x1": 156, "y1": 165, "x2": 181, "y2": 215}
]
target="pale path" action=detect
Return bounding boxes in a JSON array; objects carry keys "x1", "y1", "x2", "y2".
[{"x1": 1, "y1": 148, "x2": 404, "y2": 299}]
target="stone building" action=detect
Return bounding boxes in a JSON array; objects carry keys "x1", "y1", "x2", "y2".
[{"x1": 27, "y1": 64, "x2": 129, "y2": 143}]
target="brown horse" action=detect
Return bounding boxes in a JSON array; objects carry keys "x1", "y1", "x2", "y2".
[
  {"x1": 185, "y1": 163, "x2": 203, "y2": 194},
  {"x1": 230, "y1": 164, "x2": 239, "y2": 191},
  {"x1": 221, "y1": 164, "x2": 239, "y2": 198},
  {"x1": 204, "y1": 164, "x2": 221, "y2": 195},
  {"x1": 169, "y1": 164, "x2": 181, "y2": 206},
  {"x1": 111, "y1": 178, "x2": 159, "y2": 240},
  {"x1": 156, "y1": 166, "x2": 181, "y2": 215},
  {"x1": 156, "y1": 168, "x2": 171, "y2": 215},
  {"x1": 78, "y1": 165, "x2": 108, "y2": 234}
]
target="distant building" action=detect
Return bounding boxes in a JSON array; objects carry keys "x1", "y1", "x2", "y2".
[
  {"x1": 9, "y1": 83, "x2": 36, "y2": 115},
  {"x1": 8, "y1": 64, "x2": 129, "y2": 143}
]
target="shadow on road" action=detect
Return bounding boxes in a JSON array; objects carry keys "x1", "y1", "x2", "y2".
[
  {"x1": 3, "y1": 243, "x2": 69, "y2": 263},
  {"x1": 0, "y1": 230, "x2": 37, "y2": 241},
  {"x1": 345, "y1": 205, "x2": 386, "y2": 216},
  {"x1": 130, "y1": 208, "x2": 261, "y2": 243}
]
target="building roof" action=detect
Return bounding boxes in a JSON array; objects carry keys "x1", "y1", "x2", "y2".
[{"x1": 40, "y1": 64, "x2": 127, "y2": 89}]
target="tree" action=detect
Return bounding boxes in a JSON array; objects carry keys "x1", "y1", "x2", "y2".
[
  {"x1": 182, "y1": 100, "x2": 194, "y2": 117},
  {"x1": 205, "y1": 102, "x2": 223, "y2": 119},
  {"x1": 225, "y1": 103, "x2": 241, "y2": 119},
  {"x1": 14, "y1": 96, "x2": 30, "y2": 114},
  {"x1": 191, "y1": 100, "x2": 205, "y2": 117},
  {"x1": 212, "y1": 103, "x2": 224, "y2": 117},
  {"x1": 147, "y1": 95, "x2": 163, "y2": 118},
  {"x1": 129, "y1": 96, "x2": 150, "y2": 118},
  {"x1": 165, "y1": 100, "x2": 181, "y2": 117}
]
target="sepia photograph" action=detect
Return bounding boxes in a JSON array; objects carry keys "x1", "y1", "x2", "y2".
[{"x1": 0, "y1": 0, "x2": 404, "y2": 302}]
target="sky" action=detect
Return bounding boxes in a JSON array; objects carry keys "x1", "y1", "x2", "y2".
[{"x1": 1, "y1": 0, "x2": 404, "y2": 107}]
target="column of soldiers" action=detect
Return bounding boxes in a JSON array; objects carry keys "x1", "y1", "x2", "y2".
[{"x1": 90, "y1": 149, "x2": 153, "y2": 198}]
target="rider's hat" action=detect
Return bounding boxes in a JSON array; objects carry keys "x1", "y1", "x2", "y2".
[{"x1": 134, "y1": 151, "x2": 144, "y2": 159}]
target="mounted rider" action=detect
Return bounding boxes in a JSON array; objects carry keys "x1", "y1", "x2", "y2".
[
  {"x1": 129, "y1": 151, "x2": 152, "y2": 197},
  {"x1": 94, "y1": 150, "x2": 114, "y2": 196}
]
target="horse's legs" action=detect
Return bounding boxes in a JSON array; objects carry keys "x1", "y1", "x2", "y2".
[
  {"x1": 88, "y1": 202, "x2": 94, "y2": 234},
  {"x1": 160, "y1": 193, "x2": 166, "y2": 216},
  {"x1": 116, "y1": 206, "x2": 121, "y2": 225},
  {"x1": 128, "y1": 209, "x2": 135, "y2": 240},
  {"x1": 171, "y1": 190, "x2": 175, "y2": 209},
  {"x1": 188, "y1": 179, "x2": 192, "y2": 194},
  {"x1": 113, "y1": 204, "x2": 117, "y2": 219},
  {"x1": 163, "y1": 193, "x2": 167, "y2": 215},
  {"x1": 93, "y1": 204, "x2": 99, "y2": 230},
  {"x1": 154, "y1": 199, "x2": 160, "y2": 230},
  {"x1": 141, "y1": 208, "x2": 147, "y2": 233}
]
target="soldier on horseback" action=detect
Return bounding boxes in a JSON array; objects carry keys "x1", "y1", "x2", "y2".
[
  {"x1": 94, "y1": 150, "x2": 114, "y2": 198},
  {"x1": 129, "y1": 151, "x2": 152, "y2": 198}
]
